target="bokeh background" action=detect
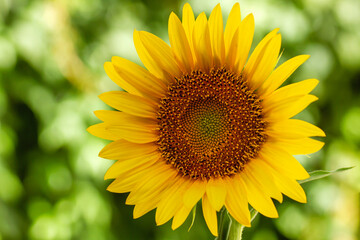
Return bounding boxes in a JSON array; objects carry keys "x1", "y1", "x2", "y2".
[{"x1": 1, "y1": 0, "x2": 359, "y2": 239}]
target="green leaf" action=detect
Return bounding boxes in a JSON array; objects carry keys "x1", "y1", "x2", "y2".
[
  {"x1": 298, "y1": 166, "x2": 354, "y2": 184},
  {"x1": 188, "y1": 204, "x2": 197, "y2": 231}
]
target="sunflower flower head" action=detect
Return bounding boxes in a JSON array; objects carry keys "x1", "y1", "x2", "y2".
[{"x1": 88, "y1": 3, "x2": 325, "y2": 236}]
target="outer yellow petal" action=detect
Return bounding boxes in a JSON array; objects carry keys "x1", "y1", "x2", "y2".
[
  {"x1": 202, "y1": 194, "x2": 218, "y2": 236},
  {"x1": 263, "y1": 79, "x2": 319, "y2": 109},
  {"x1": 272, "y1": 171, "x2": 307, "y2": 203},
  {"x1": 208, "y1": 4, "x2": 225, "y2": 66},
  {"x1": 276, "y1": 138, "x2": 325, "y2": 155},
  {"x1": 156, "y1": 178, "x2": 192, "y2": 225},
  {"x1": 133, "y1": 196, "x2": 160, "y2": 219},
  {"x1": 183, "y1": 180, "x2": 206, "y2": 208},
  {"x1": 133, "y1": 30, "x2": 174, "y2": 83},
  {"x1": 104, "y1": 151, "x2": 160, "y2": 180},
  {"x1": 245, "y1": 34, "x2": 282, "y2": 90},
  {"x1": 107, "y1": 162, "x2": 165, "y2": 193},
  {"x1": 206, "y1": 177, "x2": 227, "y2": 211},
  {"x1": 182, "y1": 3, "x2": 196, "y2": 59},
  {"x1": 137, "y1": 30, "x2": 182, "y2": 77},
  {"x1": 94, "y1": 110, "x2": 157, "y2": 126},
  {"x1": 107, "y1": 175, "x2": 140, "y2": 193},
  {"x1": 88, "y1": 122, "x2": 157, "y2": 143},
  {"x1": 99, "y1": 91, "x2": 157, "y2": 119},
  {"x1": 241, "y1": 28, "x2": 279, "y2": 75},
  {"x1": 169, "y1": 12, "x2": 194, "y2": 72},
  {"x1": 226, "y1": 28, "x2": 239, "y2": 68},
  {"x1": 87, "y1": 123, "x2": 119, "y2": 141},
  {"x1": 264, "y1": 94, "x2": 318, "y2": 122},
  {"x1": 111, "y1": 56, "x2": 167, "y2": 98},
  {"x1": 267, "y1": 119, "x2": 325, "y2": 139},
  {"x1": 243, "y1": 161, "x2": 283, "y2": 203},
  {"x1": 254, "y1": 158, "x2": 306, "y2": 203},
  {"x1": 104, "y1": 62, "x2": 142, "y2": 96},
  {"x1": 234, "y1": 14, "x2": 255, "y2": 73},
  {"x1": 224, "y1": 3, "x2": 241, "y2": 55},
  {"x1": 99, "y1": 140, "x2": 158, "y2": 160},
  {"x1": 258, "y1": 55, "x2": 310, "y2": 97},
  {"x1": 193, "y1": 13, "x2": 213, "y2": 71},
  {"x1": 240, "y1": 173, "x2": 279, "y2": 218},
  {"x1": 104, "y1": 125, "x2": 158, "y2": 143},
  {"x1": 172, "y1": 205, "x2": 192, "y2": 230},
  {"x1": 258, "y1": 144, "x2": 310, "y2": 180},
  {"x1": 224, "y1": 176, "x2": 251, "y2": 226},
  {"x1": 126, "y1": 165, "x2": 177, "y2": 205}
]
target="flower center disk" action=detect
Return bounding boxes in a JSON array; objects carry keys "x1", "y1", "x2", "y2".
[{"x1": 158, "y1": 68, "x2": 267, "y2": 180}]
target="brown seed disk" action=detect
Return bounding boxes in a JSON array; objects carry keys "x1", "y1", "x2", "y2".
[{"x1": 157, "y1": 68, "x2": 267, "y2": 180}]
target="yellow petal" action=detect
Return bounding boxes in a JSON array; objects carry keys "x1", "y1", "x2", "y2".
[
  {"x1": 224, "y1": 176, "x2": 251, "y2": 226},
  {"x1": 156, "y1": 178, "x2": 191, "y2": 225},
  {"x1": 172, "y1": 205, "x2": 192, "y2": 230},
  {"x1": 133, "y1": 197, "x2": 160, "y2": 219},
  {"x1": 169, "y1": 12, "x2": 194, "y2": 72},
  {"x1": 276, "y1": 138, "x2": 325, "y2": 155},
  {"x1": 243, "y1": 161, "x2": 283, "y2": 203},
  {"x1": 263, "y1": 79, "x2": 319, "y2": 109},
  {"x1": 107, "y1": 162, "x2": 169, "y2": 194},
  {"x1": 272, "y1": 171, "x2": 307, "y2": 203},
  {"x1": 133, "y1": 30, "x2": 173, "y2": 83},
  {"x1": 111, "y1": 57, "x2": 167, "y2": 98},
  {"x1": 137, "y1": 30, "x2": 182, "y2": 77},
  {"x1": 208, "y1": 4, "x2": 225, "y2": 66},
  {"x1": 258, "y1": 55, "x2": 310, "y2": 97},
  {"x1": 264, "y1": 94, "x2": 318, "y2": 122},
  {"x1": 234, "y1": 14, "x2": 255, "y2": 73},
  {"x1": 183, "y1": 180, "x2": 206, "y2": 208},
  {"x1": 99, "y1": 140, "x2": 158, "y2": 160},
  {"x1": 240, "y1": 173, "x2": 279, "y2": 218},
  {"x1": 245, "y1": 33, "x2": 282, "y2": 90},
  {"x1": 105, "y1": 125, "x2": 158, "y2": 144},
  {"x1": 193, "y1": 12, "x2": 213, "y2": 71},
  {"x1": 226, "y1": 27, "x2": 239, "y2": 69},
  {"x1": 202, "y1": 194, "x2": 218, "y2": 236},
  {"x1": 88, "y1": 121, "x2": 157, "y2": 143},
  {"x1": 107, "y1": 176, "x2": 138, "y2": 194},
  {"x1": 126, "y1": 165, "x2": 177, "y2": 205},
  {"x1": 182, "y1": 3, "x2": 196, "y2": 59},
  {"x1": 267, "y1": 119, "x2": 325, "y2": 139},
  {"x1": 206, "y1": 177, "x2": 227, "y2": 211},
  {"x1": 241, "y1": 28, "x2": 279, "y2": 75},
  {"x1": 104, "y1": 62, "x2": 142, "y2": 96},
  {"x1": 87, "y1": 123, "x2": 119, "y2": 141},
  {"x1": 258, "y1": 143, "x2": 310, "y2": 180},
  {"x1": 253, "y1": 159, "x2": 306, "y2": 203},
  {"x1": 104, "y1": 151, "x2": 160, "y2": 180},
  {"x1": 224, "y1": 3, "x2": 241, "y2": 55},
  {"x1": 94, "y1": 110, "x2": 157, "y2": 126},
  {"x1": 99, "y1": 91, "x2": 157, "y2": 119}
]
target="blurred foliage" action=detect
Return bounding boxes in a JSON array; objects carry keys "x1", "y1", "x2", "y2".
[{"x1": 0, "y1": 0, "x2": 359, "y2": 239}]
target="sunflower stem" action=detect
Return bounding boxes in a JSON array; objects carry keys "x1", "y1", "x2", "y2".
[
  {"x1": 215, "y1": 208, "x2": 244, "y2": 240},
  {"x1": 227, "y1": 212, "x2": 244, "y2": 240},
  {"x1": 216, "y1": 207, "x2": 259, "y2": 240}
]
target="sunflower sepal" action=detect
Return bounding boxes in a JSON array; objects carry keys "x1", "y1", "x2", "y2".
[{"x1": 188, "y1": 204, "x2": 197, "y2": 232}]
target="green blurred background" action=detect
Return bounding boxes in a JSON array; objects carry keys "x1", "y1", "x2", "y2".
[{"x1": 1, "y1": 0, "x2": 359, "y2": 239}]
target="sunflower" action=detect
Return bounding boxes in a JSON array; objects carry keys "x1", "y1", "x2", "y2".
[{"x1": 88, "y1": 3, "x2": 325, "y2": 236}]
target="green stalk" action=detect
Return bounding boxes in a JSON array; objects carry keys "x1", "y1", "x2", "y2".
[{"x1": 215, "y1": 207, "x2": 259, "y2": 240}]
